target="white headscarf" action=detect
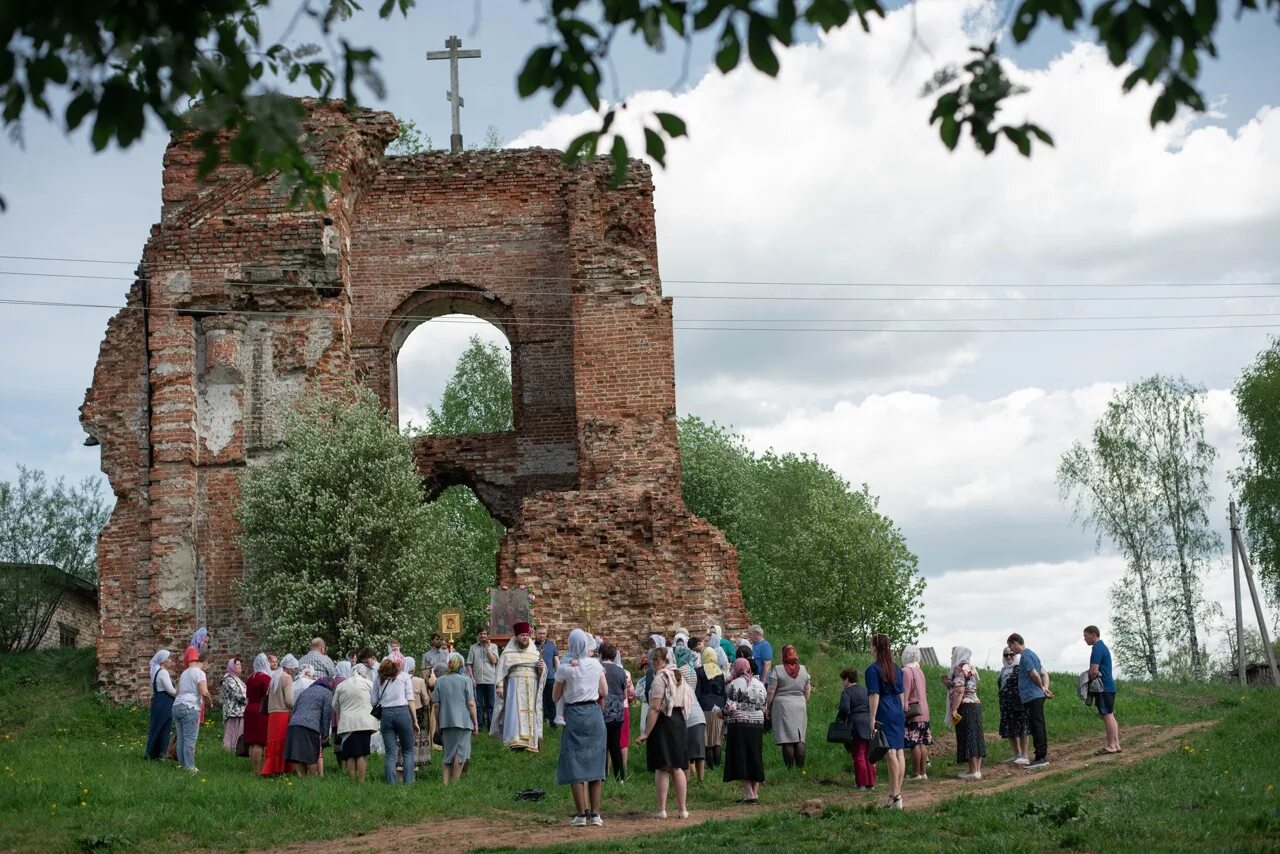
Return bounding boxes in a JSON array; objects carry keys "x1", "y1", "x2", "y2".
[
  {"x1": 271, "y1": 653, "x2": 298, "y2": 694},
  {"x1": 902, "y1": 645, "x2": 922, "y2": 668},
  {"x1": 564, "y1": 628, "x2": 591, "y2": 667},
  {"x1": 335, "y1": 660, "x2": 354, "y2": 680},
  {"x1": 149, "y1": 649, "x2": 170, "y2": 681},
  {"x1": 252, "y1": 652, "x2": 270, "y2": 675},
  {"x1": 649, "y1": 634, "x2": 667, "y2": 649},
  {"x1": 673, "y1": 630, "x2": 690, "y2": 648},
  {"x1": 950, "y1": 646, "x2": 973, "y2": 672},
  {"x1": 402, "y1": 656, "x2": 416, "y2": 679},
  {"x1": 706, "y1": 628, "x2": 730, "y2": 671}
]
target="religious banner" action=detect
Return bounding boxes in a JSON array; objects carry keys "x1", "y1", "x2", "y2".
[
  {"x1": 437, "y1": 608, "x2": 464, "y2": 647},
  {"x1": 488, "y1": 585, "x2": 533, "y2": 639}
]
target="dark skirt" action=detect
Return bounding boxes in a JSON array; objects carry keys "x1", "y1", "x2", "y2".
[
  {"x1": 723, "y1": 721, "x2": 765, "y2": 783},
  {"x1": 645, "y1": 708, "x2": 689, "y2": 771},
  {"x1": 686, "y1": 723, "x2": 706, "y2": 761},
  {"x1": 557, "y1": 702, "x2": 607, "y2": 785},
  {"x1": 998, "y1": 681, "x2": 1029, "y2": 738},
  {"x1": 955, "y1": 703, "x2": 987, "y2": 761},
  {"x1": 337, "y1": 730, "x2": 372, "y2": 760},
  {"x1": 285, "y1": 726, "x2": 322, "y2": 765},
  {"x1": 145, "y1": 690, "x2": 174, "y2": 759}
]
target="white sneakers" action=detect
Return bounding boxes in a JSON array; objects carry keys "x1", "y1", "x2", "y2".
[
  {"x1": 958, "y1": 771, "x2": 983, "y2": 781},
  {"x1": 1012, "y1": 755, "x2": 1030, "y2": 765}
]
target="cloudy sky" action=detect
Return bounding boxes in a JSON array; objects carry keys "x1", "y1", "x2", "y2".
[{"x1": 2, "y1": 0, "x2": 1278, "y2": 675}]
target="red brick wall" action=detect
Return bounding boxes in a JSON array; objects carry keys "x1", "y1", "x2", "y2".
[{"x1": 83, "y1": 101, "x2": 748, "y2": 703}]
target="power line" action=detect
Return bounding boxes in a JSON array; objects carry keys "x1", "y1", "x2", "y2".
[
  {"x1": 4, "y1": 297, "x2": 1279, "y2": 334},
  {"x1": 4, "y1": 270, "x2": 1280, "y2": 304},
  {"x1": 1, "y1": 254, "x2": 1277, "y2": 290}
]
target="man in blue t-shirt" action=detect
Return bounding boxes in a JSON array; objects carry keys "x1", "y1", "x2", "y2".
[
  {"x1": 1007, "y1": 632, "x2": 1053, "y2": 767},
  {"x1": 1084, "y1": 625, "x2": 1121, "y2": 754},
  {"x1": 749, "y1": 625, "x2": 773, "y2": 685}
]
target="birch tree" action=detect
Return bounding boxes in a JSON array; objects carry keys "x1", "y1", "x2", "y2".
[{"x1": 1058, "y1": 434, "x2": 1165, "y2": 679}]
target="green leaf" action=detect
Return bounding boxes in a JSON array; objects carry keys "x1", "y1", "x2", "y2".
[
  {"x1": 609, "y1": 135, "x2": 629, "y2": 186},
  {"x1": 715, "y1": 22, "x2": 741, "y2": 73},
  {"x1": 654, "y1": 111, "x2": 688, "y2": 138},
  {"x1": 939, "y1": 114, "x2": 960, "y2": 150},
  {"x1": 517, "y1": 46, "x2": 555, "y2": 97},
  {"x1": 1028, "y1": 124, "x2": 1054, "y2": 146},
  {"x1": 644, "y1": 127, "x2": 667, "y2": 165},
  {"x1": 747, "y1": 15, "x2": 780, "y2": 76},
  {"x1": 1003, "y1": 125, "x2": 1031, "y2": 156},
  {"x1": 562, "y1": 130, "x2": 599, "y2": 164},
  {"x1": 64, "y1": 92, "x2": 96, "y2": 132}
]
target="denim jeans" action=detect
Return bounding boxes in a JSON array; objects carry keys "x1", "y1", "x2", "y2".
[
  {"x1": 380, "y1": 705, "x2": 415, "y2": 784},
  {"x1": 475, "y1": 683, "x2": 496, "y2": 731},
  {"x1": 173, "y1": 704, "x2": 200, "y2": 769}
]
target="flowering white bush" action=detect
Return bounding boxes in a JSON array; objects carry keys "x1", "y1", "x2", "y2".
[{"x1": 236, "y1": 387, "x2": 448, "y2": 654}]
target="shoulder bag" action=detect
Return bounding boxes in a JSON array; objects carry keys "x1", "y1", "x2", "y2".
[
  {"x1": 826, "y1": 719, "x2": 854, "y2": 744},
  {"x1": 868, "y1": 725, "x2": 892, "y2": 764},
  {"x1": 904, "y1": 668, "x2": 922, "y2": 720},
  {"x1": 370, "y1": 681, "x2": 389, "y2": 720}
]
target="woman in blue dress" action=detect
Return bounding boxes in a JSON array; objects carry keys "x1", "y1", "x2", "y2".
[{"x1": 865, "y1": 633, "x2": 906, "y2": 809}]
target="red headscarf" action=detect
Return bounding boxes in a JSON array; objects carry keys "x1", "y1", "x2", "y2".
[{"x1": 782, "y1": 644, "x2": 800, "y2": 680}]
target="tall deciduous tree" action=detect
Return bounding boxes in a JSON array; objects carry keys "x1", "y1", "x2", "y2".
[
  {"x1": 1233, "y1": 337, "x2": 1280, "y2": 607},
  {"x1": 0, "y1": 465, "x2": 110, "y2": 582},
  {"x1": 423, "y1": 337, "x2": 513, "y2": 435},
  {"x1": 1061, "y1": 376, "x2": 1220, "y2": 681},
  {"x1": 236, "y1": 387, "x2": 447, "y2": 653},
  {"x1": 679, "y1": 417, "x2": 925, "y2": 648},
  {"x1": 1059, "y1": 431, "x2": 1166, "y2": 679}
]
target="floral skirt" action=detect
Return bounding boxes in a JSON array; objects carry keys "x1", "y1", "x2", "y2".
[
  {"x1": 998, "y1": 686, "x2": 1029, "y2": 738},
  {"x1": 904, "y1": 719, "x2": 933, "y2": 749}
]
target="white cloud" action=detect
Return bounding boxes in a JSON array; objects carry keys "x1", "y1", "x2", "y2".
[{"x1": 512, "y1": 0, "x2": 1280, "y2": 419}]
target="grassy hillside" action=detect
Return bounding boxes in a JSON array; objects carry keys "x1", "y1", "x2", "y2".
[{"x1": 0, "y1": 644, "x2": 1266, "y2": 852}]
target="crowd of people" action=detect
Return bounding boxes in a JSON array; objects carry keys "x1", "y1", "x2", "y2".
[{"x1": 142, "y1": 620, "x2": 1119, "y2": 823}]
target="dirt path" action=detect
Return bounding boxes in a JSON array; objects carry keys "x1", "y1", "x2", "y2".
[{"x1": 271, "y1": 721, "x2": 1211, "y2": 854}]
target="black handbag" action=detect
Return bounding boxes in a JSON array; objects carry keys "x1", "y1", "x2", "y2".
[
  {"x1": 868, "y1": 726, "x2": 892, "y2": 764},
  {"x1": 826, "y1": 719, "x2": 854, "y2": 744},
  {"x1": 370, "y1": 683, "x2": 388, "y2": 720}
]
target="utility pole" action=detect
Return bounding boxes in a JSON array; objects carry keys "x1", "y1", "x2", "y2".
[
  {"x1": 1230, "y1": 500, "x2": 1246, "y2": 685},
  {"x1": 1230, "y1": 499, "x2": 1280, "y2": 687},
  {"x1": 427, "y1": 36, "x2": 481, "y2": 153}
]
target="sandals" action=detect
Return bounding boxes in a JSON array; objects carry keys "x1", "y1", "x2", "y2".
[{"x1": 1096, "y1": 747, "x2": 1122, "y2": 755}]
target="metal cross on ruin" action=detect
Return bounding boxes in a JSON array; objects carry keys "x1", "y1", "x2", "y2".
[{"x1": 426, "y1": 35, "x2": 481, "y2": 153}]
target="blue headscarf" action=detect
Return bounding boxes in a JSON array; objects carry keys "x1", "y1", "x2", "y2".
[{"x1": 564, "y1": 628, "x2": 591, "y2": 667}]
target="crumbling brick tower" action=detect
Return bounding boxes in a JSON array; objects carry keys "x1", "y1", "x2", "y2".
[{"x1": 82, "y1": 102, "x2": 748, "y2": 701}]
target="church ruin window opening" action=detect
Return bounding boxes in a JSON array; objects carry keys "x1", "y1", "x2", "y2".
[
  {"x1": 395, "y1": 312, "x2": 513, "y2": 436},
  {"x1": 423, "y1": 483, "x2": 505, "y2": 638}
]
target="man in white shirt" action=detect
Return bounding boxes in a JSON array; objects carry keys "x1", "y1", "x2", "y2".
[{"x1": 466, "y1": 630, "x2": 500, "y2": 732}]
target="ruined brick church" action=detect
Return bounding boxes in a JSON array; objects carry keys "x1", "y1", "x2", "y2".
[{"x1": 82, "y1": 102, "x2": 748, "y2": 701}]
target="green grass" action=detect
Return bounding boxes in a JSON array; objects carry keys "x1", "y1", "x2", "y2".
[{"x1": 0, "y1": 644, "x2": 1264, "y2": 852}]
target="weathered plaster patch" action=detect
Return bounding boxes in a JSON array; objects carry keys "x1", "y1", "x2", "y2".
[
  {"x1": 156, "y1": 537, "x2": 196, "y2": 611},
  {"x1": 197, "y1": 384, "x2": 241, "y2": 454}
]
